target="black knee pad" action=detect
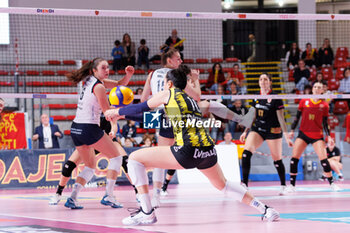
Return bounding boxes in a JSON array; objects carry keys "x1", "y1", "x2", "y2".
[
  {"x1": 242, "y1": 150, "x2": 252, "y2": 165},
  {"x1": 62, "y1": 160, "x2": 77, "y2": 177},
  {"x1": 167, "y1": 169, "x2": 176, "y2": 176},
  {"x1": 320, "y1": 159, "x2": 332, "y2": 173},
  {"x1": 273, "y1": 159, "x2": 284, "y2": 168},
  {"x1": 121, "y1": 155, "x2": 128, "y2": 173},
  {"x1": 290, "y1": 158, "x2": 299, "y2": 174}
]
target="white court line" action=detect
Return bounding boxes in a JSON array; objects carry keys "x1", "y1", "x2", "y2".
[{"x1": 0, "y1": 212, "x2": 129, "y2": 230}]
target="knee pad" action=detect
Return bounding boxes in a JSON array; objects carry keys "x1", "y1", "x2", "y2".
[
  {"x1": 290, "y1": 158, "x2": 299, "y2": 174},
  {"x1": 152, "y1": 168, "x2": 165, "y2": 183},
  {"x1": 222, "y1": 181, "x2": 247, "y2": 202},
  {"x1": 167, "y1": 169, "x2": 176, "y2": 176},
  {"x1": 62, "y1": 160, "x2": 76, "y2": 177},
  {"x1": 320, "y1": 159, "x2": 332, "y2": 173},
  {"x1": 108, "y1": 156, "x2": 122, "y2": 173},
  {"x1": 242, "y1": 150, "x2": 252, "y2": 169},
  {"x1": 78, "y1": 166, "x2": 95, "y2": 183},
  {"x1": 121, "y1": 155, "x2": 128, "y2": 173},
  {"x1": 273, "y1": 159, "x2": 284, "y2": 168},
  {"x1": 127, "y1": 159, "x2": 149, "y2": 187}
]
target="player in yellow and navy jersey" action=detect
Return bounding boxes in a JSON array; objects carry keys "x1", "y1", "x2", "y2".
[{"x1": 105, "y1": 65, "x2": 280, "y2": 226}]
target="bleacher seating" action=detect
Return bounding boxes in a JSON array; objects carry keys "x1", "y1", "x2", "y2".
[
  {"x1": 321, "y1": 67, "x2": 333, "y2": 80},
  {"x1": 333, "y1": 100, "x2": 349, "y2": 115},
  {"x1": 62, "y1": 60, "x2": 76, "y2": 65},
  {"x1": 328, "y1": 78, "x2": 340, "y2": 91}
]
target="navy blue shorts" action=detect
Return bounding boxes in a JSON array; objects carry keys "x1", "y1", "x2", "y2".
[
  {"x1": 71, "y1": 122, "x2": 104, "y2": 146},
  {"x1": 170, "y1": 144, "x2": 217, "y2": 170}
]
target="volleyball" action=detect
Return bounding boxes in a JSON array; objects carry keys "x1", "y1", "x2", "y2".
[{"x1": 109, "y1": 86, "x2": 134, "y2": 108}]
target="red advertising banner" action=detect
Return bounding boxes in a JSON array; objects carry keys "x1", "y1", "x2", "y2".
[{"x1": 0, "y1": 113, "x2": 27, "y2": 149}]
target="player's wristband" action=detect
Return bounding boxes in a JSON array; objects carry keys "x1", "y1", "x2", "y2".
[{"x1": 119, "y1": 101, "x2": 151, "y2": 116}]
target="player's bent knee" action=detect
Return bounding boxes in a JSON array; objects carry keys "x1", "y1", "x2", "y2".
[
  {"x1": 290, "y1": 157, "x2": 299, "y2": 173},
  {"x1": 62, "y1": 160, "x2": 77, "y2": 177},
  {"x1": 320, "y1": 159, "x2": 332, "y2": 173},
  {"x1": 108, "y1": 156, "x2": 122, "y2": 173}
]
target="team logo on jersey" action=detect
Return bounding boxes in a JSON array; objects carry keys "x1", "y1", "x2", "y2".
[{"x1": 143, "y1": 110, "x2": 162, "y2": 129}]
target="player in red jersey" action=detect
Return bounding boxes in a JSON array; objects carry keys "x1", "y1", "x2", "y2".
[{"x1": 287, "y1": 81, "x2": 341, "y2": 192}]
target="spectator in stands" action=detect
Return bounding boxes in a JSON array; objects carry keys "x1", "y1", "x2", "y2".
[
  {"x1": 226, "y1": 64, "x2": 245, "y2": 93},
  {"x1": 122, "y1": 120, "x2": 137, "y2": 145},
  {"x1": 32, "y1": 114, "x2": 63, "y2": 149},
  {"x1": 286, "y1": 42, "x2": 301, "y2": 70},
  {"x1": 219, "y1": 132, "x2": 234, "y2": 145},
  {"x1": 137, "y1": 39, "x2": 149, "y2": 70},
  {"x1": 111, "y1": 40, "x2": 125, "y2": 71},
  {"x1": 206, "y1": 63, "x2": 226, "y2": 93},
  {"x1": 210, "y1": 85, "x2": 227, "y2": 142},
  {"x1": 301, "y1": 42, "x2": 318, "y2": 68},
  {"x1": 338, "y1": 67, "x2": 350, "y2": 93},
  {"x1": 226, "y1": 99, "x2": 248, "y2": 138},
  {"x1": 247, "y1": 34, "x2": 256, "y2": 62},
  {"x1": 141, "y1": 136, "x2": 153, "y2": 147},
  {"x1": 124, "y1": 137, "x2": 134, "y2": 148},
  {"x1": 322, "y1": 82, "x2": 334, "y2": 113},
  {"x1": 293, "y1": 59, "x2": 310, "y2": 92},
  {"x1": 133, "y1": 88, "x2": 143, "y2": 104},
  {"x1": 318, "y1": 38, "x2": 334, "y2": 67},
  {"x1": 122, "y1": 33, "x2": 136, "y2": 67},
  {"x1": 222, "y1": 81, "x2": 240, "y2": 107},
  {"x1": 303, "y1": 84, "x2": 312, "y2": 95},
  {"x1": 165, "y1": 29, "x2": 184, "y2": 60},
  {"x1": 314, "y1": 72, "x2": 325, "y2": 85}
]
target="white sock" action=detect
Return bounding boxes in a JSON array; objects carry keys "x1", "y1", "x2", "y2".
[
  {"x1": 250, "y1": 198, "x2": 266, "y2": 213},
  {"x1": 71, "y1": 183, "x2": 83, "y2": 200},
  {"x1": 106, "y1": 179, "x2": 116, "y2": 196},
  {"x1": 139, "y1": 193, "x2": 152, "y2": 213}
]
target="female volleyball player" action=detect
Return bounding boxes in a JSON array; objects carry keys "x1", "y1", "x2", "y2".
[
  {"x1": 288, "y1": 81, "x2": 341, "y2": 192},
  {"x1": 105, "y1": 66, "x2": 280, "y2": 225},
  {"x1": 62, "y1": 58, "x2": 135, "y2": 209},
  {"x1": 239, "y1": 73, "x2": 293, "y2": 195},
  {"x1": 49, "y1": 118, "x2": 137, "y2": 206}
]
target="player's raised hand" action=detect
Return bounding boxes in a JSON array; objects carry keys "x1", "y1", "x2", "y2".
[{"x1": 125, "y1": 66, "x2": 135, "y2": 75}]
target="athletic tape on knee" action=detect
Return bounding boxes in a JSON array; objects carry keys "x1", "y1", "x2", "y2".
[
  {"x1": 208, "y1": 101, "x2": 229, "y2": 119},
  {"x1": 152, "y1": 168, "x2": 165, "y2": 183},
  {"x1": 108, "y1": 156, "x2": 122, "y2": 173},
  {"x1": 121, "y1": 155, "x2": 128, "y2": 173},
  {"x1": 167, "y1": 169, "x2": 176, "y2": 176},
  {"x1": 62, "y1": 160, "x2": 76, "y2": 177},
  {"x1": 78, "y1": 166, "x2": 95, "y2": 183},
  {"x1": 320, "y1": 159, "x2": 332, "y2": 173},
  {"x1": 127, "y1": 159, "x2": 149, "y2": 187},
  {"x1": 222, "y1": 181, "x2": 247, "y2": 202},
  {"x1": 290, "y1": 158, "x2": 299, "y2": 174}
]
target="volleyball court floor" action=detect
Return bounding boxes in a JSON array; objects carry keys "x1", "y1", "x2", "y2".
[{"x1": 0, "y1": 181, "x2": 349, "y2": 233}]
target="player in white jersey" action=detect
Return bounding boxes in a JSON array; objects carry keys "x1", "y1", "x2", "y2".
[
  {"x1": 62, "y1": 58, "x2": 135, "y2": 209},
  {"x1": 49, "y1": 65, "x2": 136, "y2": 207}
]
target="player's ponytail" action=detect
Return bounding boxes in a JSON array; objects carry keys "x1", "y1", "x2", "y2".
[
  {"x1": 66, "y1": 57, "x2": 105, "y2": 84},
  {"x1": 161, "y1": 48, "x2": 178, "y2": 66}
]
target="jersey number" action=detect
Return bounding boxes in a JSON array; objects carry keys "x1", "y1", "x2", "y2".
[
  {"x1": 79, "y1": 87, "x2": 86, "y2": 100},
  {"x1": 258, "y1": 109, "x2": 264, "y2": 117},
  {"x1": 309, "y1": 114, "x2": 315, "y2": 121},
  {"x1": 157, "y1": 80, "x2": 164, "y2": 92}
]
